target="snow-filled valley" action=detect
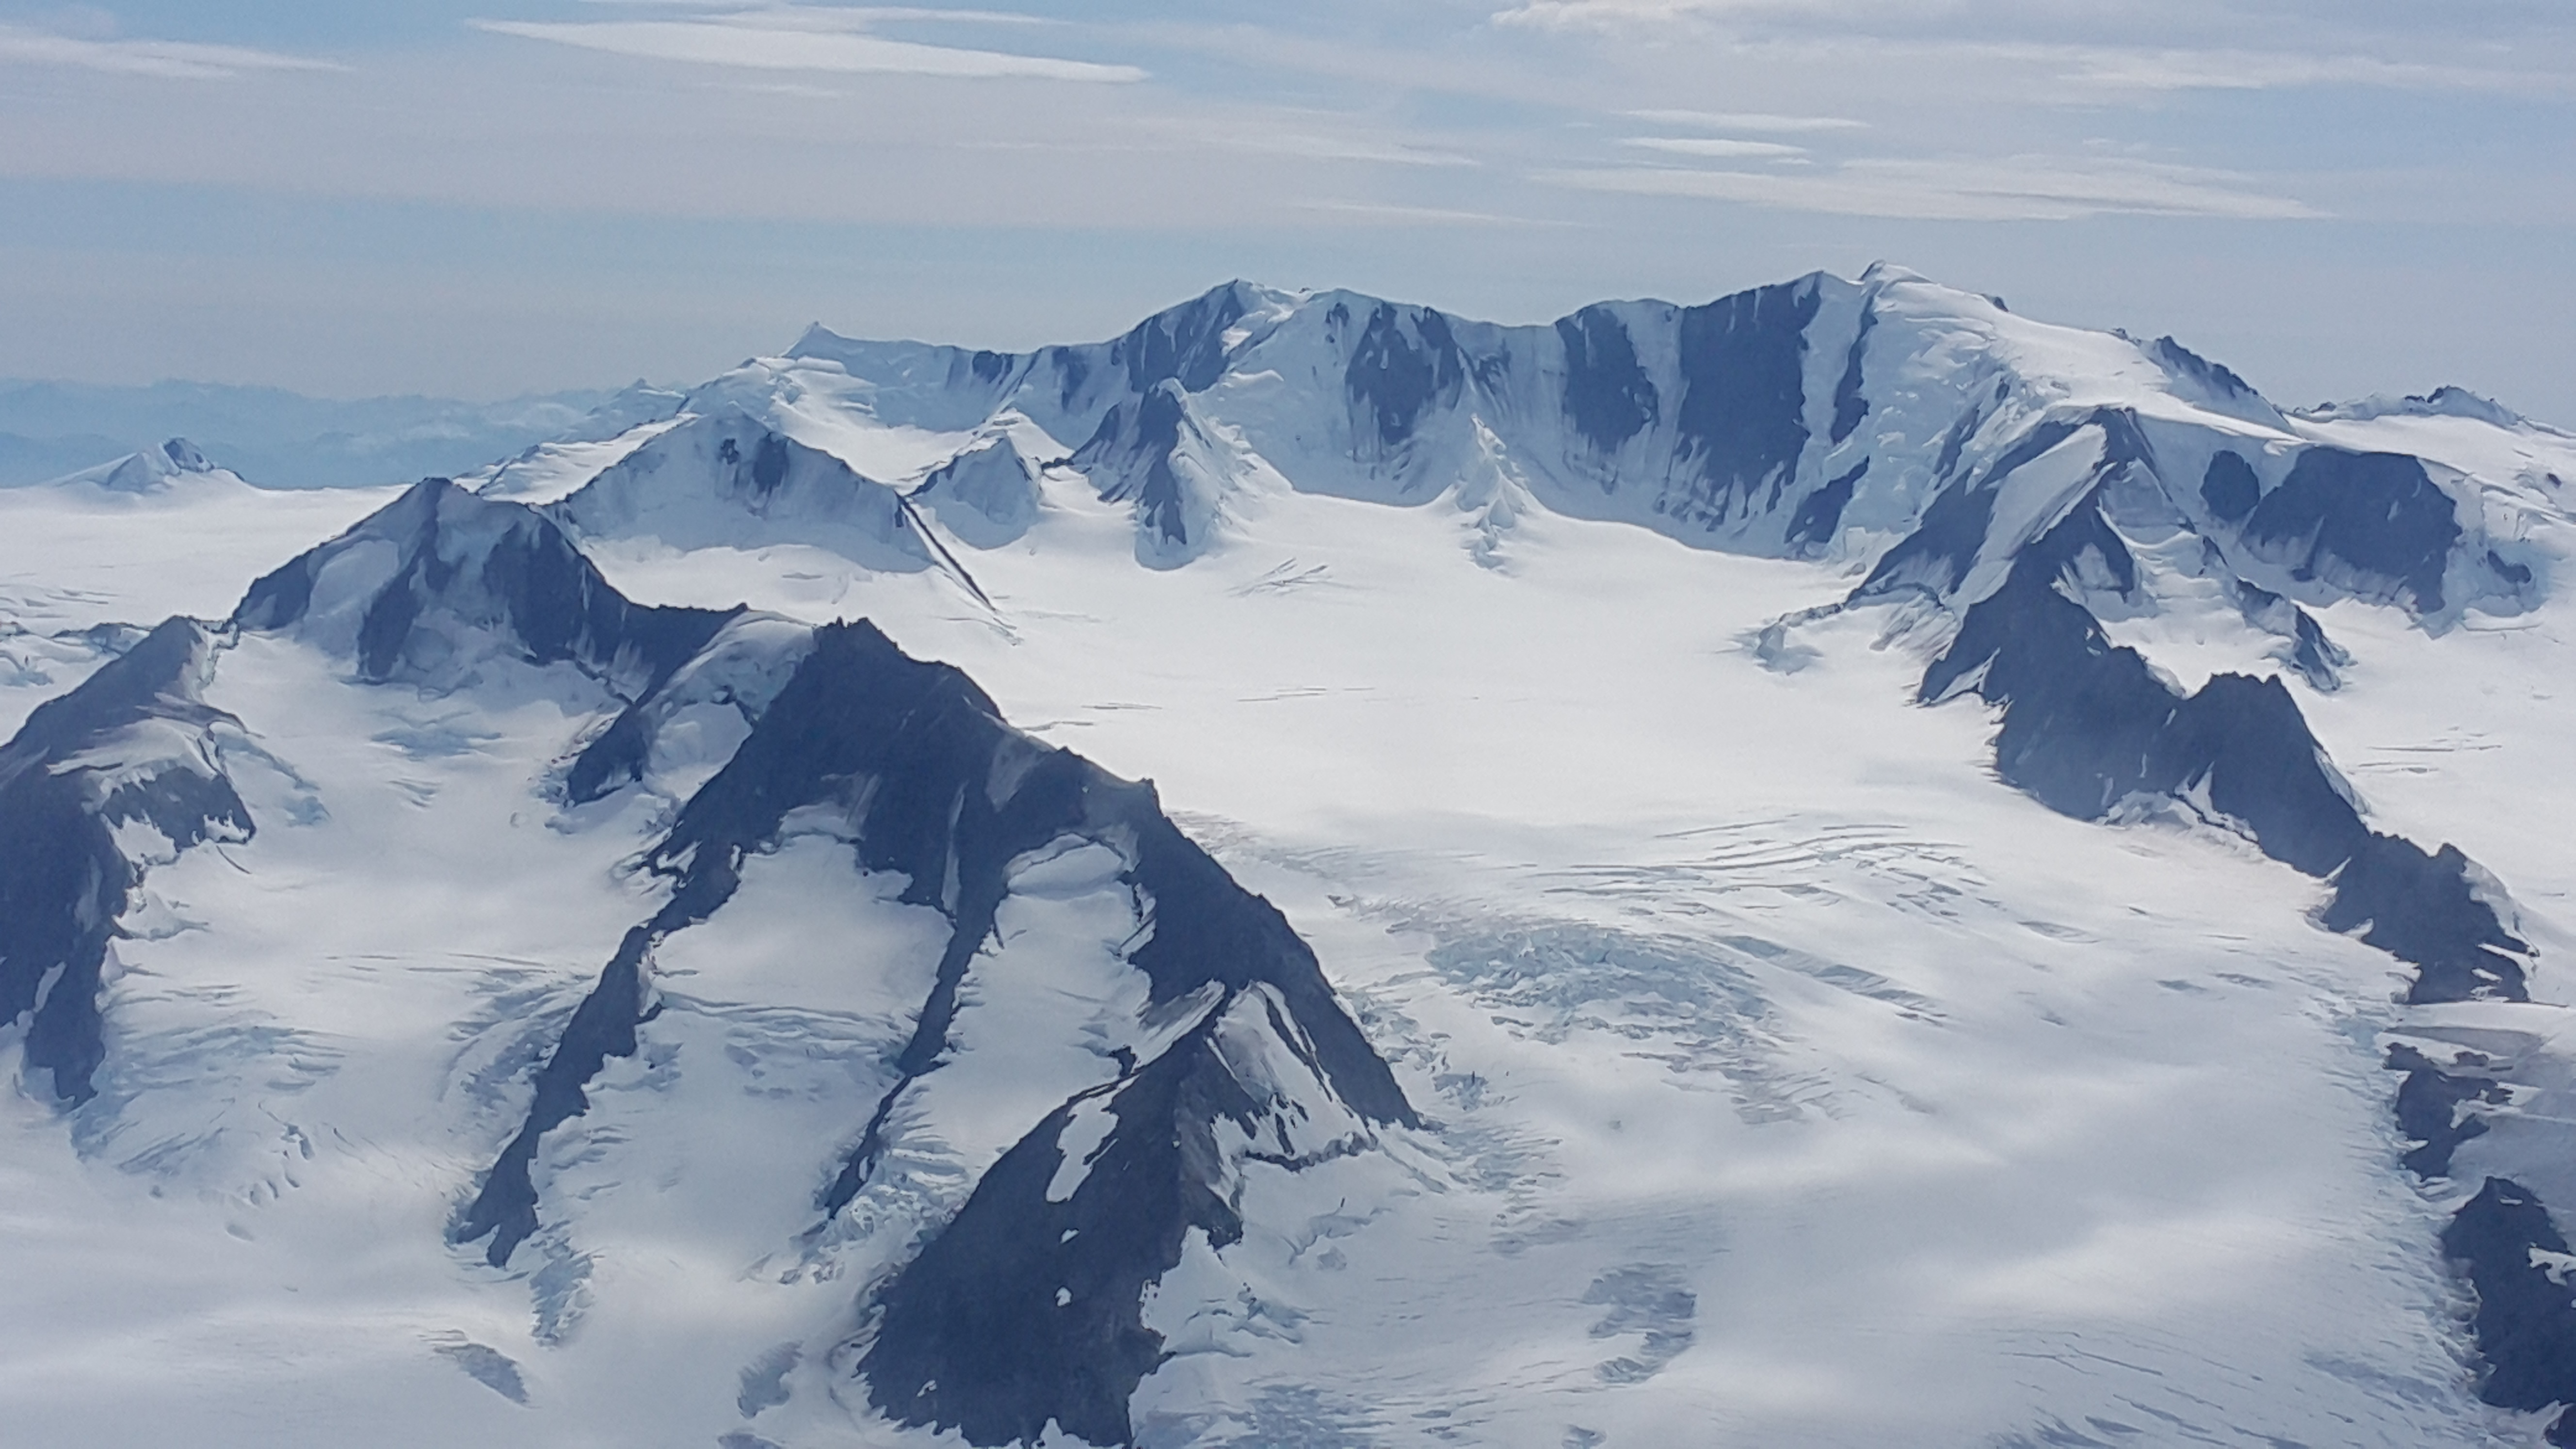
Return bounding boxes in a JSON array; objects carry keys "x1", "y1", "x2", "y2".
[{"x1": 2, "y1": 267, "x2": 2574, "y2": 1448}]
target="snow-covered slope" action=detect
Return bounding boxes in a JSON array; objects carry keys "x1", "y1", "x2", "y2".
[
  {"x1": 0, "y1": 439, "x2": 402, "y2": 738},
  {"x1": 0, "y1": 439, "x2": 402, "y2": 635},
  {"x1": 543, "y1": 408, "x2": 930, "y2": 566},
  {"x1": 0, "y1": 483, "x2": 1418, "y2": 1448},
  {"x1": 911, "y1": 429, "x2": 1044, "y2": 549},
  {"x1": 6, "y1": 268, "x2": 2576, "y2": 1448},
  {"x1": 37, "y1": 436, "x2": 232, "y2": 495},
  {"x1": 627, "y1": 270, "x2": 2542, "y2": 632}
]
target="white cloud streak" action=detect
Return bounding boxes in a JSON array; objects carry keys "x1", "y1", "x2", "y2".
[
  {"x1": 1219, "y1": 132, "x2": 1480, "y2": 168},
  {"x1": 1624, "y1": 108, "x2": 1865, "y2": 132},
  {"x1": 1622, "y1": 136, "x2": 1808, "y2": 159},
  {"x1": 624, "y1": 6, "x2": 1059, "y2": 31},
  {"x1": 952, "y1": 126, "x2": 1480, "y2": 169},
  {"x1": 472, "y1": 11, "x2": 1144, "y2": 82},
  {"x1": 1299, "y1": 199, "x2": 1582, "y2": 228},
  {"x1": 569, "y1": 0, "x2": 1053, "y2": 21},
  {"x1": 2060, "y1": 47, "x2": 2541, "y2": 94},
  {"x1": 1497, "y1": 0, "x2": 1749, "y2": 26},
  {"x1": 0, "y1": 25, "x2": 339, "y2": 80},
  {"x1": 1541, "y1": 154, "x2": 2322, "y2": 221},
  {"x1": 1495, "y1": 1, "x2": 2574, "y2": 97}
]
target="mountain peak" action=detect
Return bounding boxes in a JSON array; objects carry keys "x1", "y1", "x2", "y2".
[
  {"x1": 234, "y1": 477, "x2": 734, "y2": 690},
  {"x1": 2293, "y1": 385, "x2": 2545, "y2": 431},
  {"x1": 156, "y1": 437, "x2": 212, "y2": 473},
  {"x1": 546, "y1": 406, "x2": 938, "y2": 573},
  {"x1": 38, "y1": 435, "x2": 236, "y2": 493}
]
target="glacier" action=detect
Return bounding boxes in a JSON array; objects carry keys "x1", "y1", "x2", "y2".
[{"x1": 0, "y1": 265, "x2": 2573, "y2": 1447}]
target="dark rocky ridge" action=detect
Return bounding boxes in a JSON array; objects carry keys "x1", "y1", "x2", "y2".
[
  {"x1": 0, "y1": 475, "x2": 762, "y2": 1112},
  {"x1": 486, "y1": 609, "x2": 1415, "y2": 1222},
  {"x1": 12, "y1": 269, "x2": 2564, "y2": 1441},
  {"x1": 236, "y1": 477, "x2": 736, "y2": 692},
  {"x1": 1111, "y1": 281, "x2": 1249, "y2": 399},
  {"x1": 769, "y1": 268, "x2": 2558, "y2": 655},
  {"x1": 1853, "y1": 416, "x2": 2093, "y2": 601},
  {"x1": 325, "y1": 500, "x2": 1418, "y2": 1436},
  {"x1": 482, "y1": 282, "x2": 2563, "y2": 1438},
  {"x1": 1844, "y1": 405, "x2": 2527, "y2": 1000},
  {"x1": 1847, "y1": 405, "x2": 2554, "y2": 1432},
  {"x1": 783, "y1": 273, "x2": 2535, "y2": 627},
  {"x1": 450, "y1": 918, "x2": 662, "y2": 1265},
  {"x1": 2443, "y1": 1179, "x2": 2576, "y2": 1445},
  {"x1": 1829, "y1": 301, "x2": 1875, "y2": 446},
  {"x1": 1666, "y1": 277, "x2": 1822, "y2": 527},
  {"x1": 0, "y1": 618, "x2": 251, "y2": 1103},
  {"x1": 1557, "y1": 304, "x2": 1658, "y2": 454},
  {"x1": 1071, "y1": 380, "x2": 1203, "y2": 551},
  {"x1": 1909, "y1": 499, "x2": 2528, "y2": 1006},
  {"x1": 1786, "y1": 459, "x2": 1866, "y2": 555},
  {"x1": 2232, "y1": 580, "x2": 2348, "y2": 693},
  {"x1": 457, "y1": 608, "x2": 1414, "y2": 1437},
  {"x1": 2386, "y1": 1043, "x2": 2506, "y2": 1179},
  {"x1": 1346, "y1": 301, "x2": 1465, "y2": 452},
  {"x1": 2240, "y1": 447, "x2": 2462, "y2": 613},
  {"x1": 314, "y1": 297, "x2": 2570, "y2": 1439},
  {"x1": 22, "y1": 474, "x2": 1419, "y2": 1442},
  {"x1": 861, "y1": 1049, "x2": 1233, "y2": 1446},
  {"x1": 861, "y1": 1004, "x2": 1304, "y2": 1447},
  {"x1": 2201, "y1": 451, "x2": 2261, "y2": 524},
  {"x1": 2149, "y1": 335, "x2": 2260, "y2": 404}
]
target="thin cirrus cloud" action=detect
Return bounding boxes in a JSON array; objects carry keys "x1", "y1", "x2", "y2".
[
  {"x1": 1220, "y1": 131, "x2": 1481, "y2": 168},
  {"x1": 1495, "y1": 0, "x2": 2567, "y2": 97},
  {"x1": 1299, "y1": 199, "x2": 1581, "y2": 229},
  {"x1": 472, "y1": 9, "x2": 1145, "y2": 82},
  {"x1": 1622, "y1": 136, "x2": 1809, "y2": 160},
  {"x1": 2059, "y1": 46, "x2": 2563, "y2": 94},
  {"x1": 0, "y1": 24, "x2": 340, "y2": 80},
  {"x1": 1624, "y1": 109, "x2": 1866, "y2": 132},
  {"x1": 954, "y1": 126, "x2": 1480, "y2": 169},
  {"x1": 1540, "y1": 154, "x2": 2322, "y2": 222}
]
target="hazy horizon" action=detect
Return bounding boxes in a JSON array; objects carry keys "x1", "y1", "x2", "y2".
[{"x1": 3, "y1": 1, "x2": 2571, "y2": 421}]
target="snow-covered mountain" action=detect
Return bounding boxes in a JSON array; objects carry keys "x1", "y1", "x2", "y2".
[
  {"x1": 5, "y1": 267, "x2": 2576, "y2": 1448},
  {"x1": 0, "y1": 475, "x2": 1418, "y2": 1446},
  {"x1": 762, "y1": 269, "x2": 2544, "y2": 611},
  {"x1": 36, "y1": 435, "x2": 240, "y2": 495}
]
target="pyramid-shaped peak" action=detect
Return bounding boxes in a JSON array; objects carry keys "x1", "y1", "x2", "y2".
[
  {"x1": 234, "y1": 478, "x2": 735, "y2": 689},
  {"x1": 39, "y1": 436, "x2": 238, "y2": 493}
]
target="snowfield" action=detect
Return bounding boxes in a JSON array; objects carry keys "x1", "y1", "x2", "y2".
[
  {"x1": 2, "y1": 268, "x2": 2574, "y2": 1448},
  {"x1": 564, "y1": 453, "x2": 2540, "y2": 1447}
]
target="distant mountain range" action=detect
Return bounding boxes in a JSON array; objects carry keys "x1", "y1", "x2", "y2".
[{"x1": 0, "y1": 378, "x2": 684, "y2": 490}]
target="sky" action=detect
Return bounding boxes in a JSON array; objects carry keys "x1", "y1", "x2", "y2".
[{"x1": 0, "y1": 1, "x2": 2571, "y2": 420}]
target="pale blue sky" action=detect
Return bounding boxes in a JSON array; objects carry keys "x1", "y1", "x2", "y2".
[{"x1": 2, "y1": 1, "x2": 2570, "y2": 419}]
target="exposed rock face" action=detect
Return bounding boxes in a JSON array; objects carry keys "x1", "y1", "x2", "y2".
[{"x1": 0, "y1": 618, "x2": 249, "y2": 1102}]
